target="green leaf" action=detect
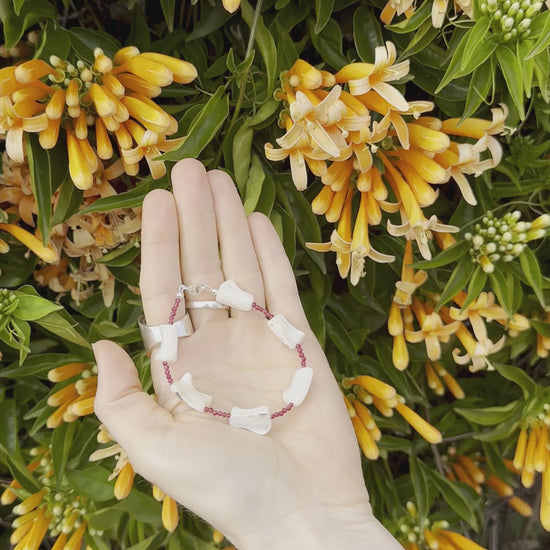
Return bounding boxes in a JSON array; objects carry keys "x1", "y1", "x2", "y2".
[
  {"x1": 114, "y1": 490, "x2": 163, "y2": 525},
  {"x1": 531, "y1": 318, "x2": 550, "y2": 338},
  {"x1": 492, "y1": 363, "x2": 536, "y2": 399},
  {"x1": 160, "y1": 0, "x2": 176, "y2": 32},
  {"x1": 232, "y1": 123, "x2": 254, "y2": 194},
  {"x1": 51, "y1": 175, "x2": 84, "y2": 226},
  {"x1": 34, "y1": 21, "x2": 71, "y2": 62},
  {"x1": 241, "y1": 0, "x2": 278, "y2": 99},
  {"x1": 436, "y1": 255, "x2": 474, "y2": 310},
  {"x1": 455, "y1": 400, "x2": 521, "y2": 425},
  {"x1": 243, "y1": 155, "x2": 265, "y2": 215},
  {"x1": 80, "y1": 177, "x2": 166, "y2": 214},
  {"x1": 517, "y1": 40, "x2": 534, "y2": 98},
  {"x1": 0, "y1": 399, "x2": 17, "y2": 455},
  {"x1": 434, "y1": 29, "x2": 471, "y2": 93},
  {"x1": 460, "y1": 16, "x2": 492, "y2": 71},
  {"x1": 526, "y1": 11, "x2": 550, "y2": 59},
  {"x1": 421, "y1": 462, "x2": 479, "y2": 529},
  {"x1": 412, "y1": 240, "x2": 470, "y2": 269},
  {"x1": 463, "y1": 59, "x2": 495, "y2": 120},
  {"x1": 66, "y1": 466, "x2": 116, "y2": 502},
  {"x1": 353, "y1": 6, "x2": 383, "y2": 62},
  {"x1": 325, "y1": 309, "x2": 357, "y2": 360},
  {"x1": 410, "y1": 454, "x2": 429, "y2": 523},
  {"x1": 87, "y1": 507, "x2": 125, "y2": 531},
  {"x1": 387, "y1": 0, "x2": 431, "y2": 33},
  {"x1": 308, "y1": 17, "x2": 347, "y2": 69},
  {"x1": 109, "y1": 264, "x2": 140, "y2": 287},
  {"x1": 460, "y1": 266, "x2": 487, "y2": 312},
  {"x1": 25, "y1": 134, "x2": 53, "y2": 245},
  {"x1": 51, "y1": 421, "x2": 77, "y2": 490},
  {"x1": 489, "y1": 269, "x2": 514, "y2": 317},
  {"x1": 496, "y1": 45, "x2": 525, "y2": 119},
  {"x1": 0, "y1": 443, "x2": 41, "y2": 493},
  {"x1": 97, "y1": 241, "x2": 141, "y2": 267},
  {"x1": 69, "y1": 27, "x2": 120, "y2": 63},
  {"x1": 159, "y1": 87, "x2": 229, "y2": 161},
  {"x1": 481, "y1": 441, "x2": 516, "y2": 486},
  {"x1": 300, "y1": 290, "x2": 326, "y2": 347},
  {"x1": 254, "y1": 172, "x2": 276, "y2": 216},
  {"x1": 127, "y1": 534, "x2": 167, "y2": 550},
  {"x1": 3, "y1": 0, "x2": 55, "y2": 49},
  {"x1": 13, "y1": 291, "x2": 62, "y2": 321},
  {"x1": 314, "y1": 0, "x2": 335, "y2": 34},
  {"x1": 34, "y1": 308, "x2": 91, "y2": 349},
  {"x1": 474, "y1": 416, "x2": 519, "y2": 441},
  {"x1": 519, "y1": 247, "x2": 545, "y2": 307}
]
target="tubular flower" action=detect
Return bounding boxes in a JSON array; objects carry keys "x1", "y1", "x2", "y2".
[
  {"x1": 439, "y1": 301, "x2": 508, "y2": 372},
  {"x1": 405, "y1": 298, "x2": 461, "y2": 361},
  {"x1": 425, "y1": 362, "x2": 465, "y2": 399},
  {"x1": 89, "y1": 425, "x2": 135, "y2": 500},
  {"x1": 3, "y1": 448, "x2": 94, "y2": 549},
  {"x1": 152, "y1": 485, "x2": 180, "y2": 531},
  {"x1": 343, "y1": 377, "x2": 442, "y2": 449},
  {"x1": 266, "y1": 53, "x2": 505, "y2": 283},
  {"x1": 512, "y1": 406, "x2": 550, "y2": 530},
  {"x1": 0, "y1": 222, "x2": 58, "y2": 263},
  {"x1": 46, "y1": 362, "x2": 97, "y2": 428},
  {"x1": 534, "y1": 311, "x2": 550, "y2": 358},
  {"x1": 0, "y1": 47, "x2": 196, "y2": 187},
  {"x1": 222, "y1": 0, "x2": 240, "y2": 13}
]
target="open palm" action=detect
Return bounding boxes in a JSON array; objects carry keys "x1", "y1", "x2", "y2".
[{"x1": 93, "y1": 159, "x2": 400, "y2": 549}]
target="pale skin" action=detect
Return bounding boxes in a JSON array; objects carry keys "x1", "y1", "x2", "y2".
[{"x1": 93, "y1": 158, "x2": 401, "y2": 550}]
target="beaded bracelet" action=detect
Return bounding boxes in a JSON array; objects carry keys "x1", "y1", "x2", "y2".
[{"x1": 155, "y1": 280, "x2": 313, "y2": 435}]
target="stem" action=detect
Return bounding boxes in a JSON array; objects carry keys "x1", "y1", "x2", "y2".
[{"x1": 229, "y1": 0, "x2": 264, "y2": 127}]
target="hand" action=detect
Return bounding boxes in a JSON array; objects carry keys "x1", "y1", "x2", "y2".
[{"x1": 93, "y1": 159, "x2": 400, "y2": 549}]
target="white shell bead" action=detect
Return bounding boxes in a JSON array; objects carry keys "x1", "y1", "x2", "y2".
[
  {"x1": 153, "y1": 324, "x2": 179, "y2": 362},
  {"x1": 282, "y1": 367, "x2": 313, "y2": 406},
  {"x1": 267, "y1": 314, "x2": 305, "y2": 349},
  {"x1": 170, "y1": 373, "x2": 213, "y2": 412},
  {"x1": 215, "y1": 280, "x2": 254, "y2": 311},
  {"x1": 229, "y1": 405, "x2": 272, "y2": 434}
]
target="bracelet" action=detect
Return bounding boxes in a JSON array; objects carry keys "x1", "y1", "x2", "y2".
[{"x1": 161, "y1": 280, "x2": 313, "y2": 435}]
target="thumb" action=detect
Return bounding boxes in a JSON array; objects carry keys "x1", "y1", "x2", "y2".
[{"x1": 93, "y1": 340, "x2": 174, "y2": 471}]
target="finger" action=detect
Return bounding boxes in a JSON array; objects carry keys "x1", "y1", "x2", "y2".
[
  {"x1": 140, "y1": 189, "x2": 183, "y2": 325},
  {"x1": 93, "y1": 340, "x2": 176, "y2": 475},
  {"x1": 248, "y1": 213, "x2": 308, "y2": 329},
  {"x1": 171, "y1": 159, "x2": 226, "y2": 327},
  {"x1": 208, "y1": 170, "x2": 264, "y2": 313}
]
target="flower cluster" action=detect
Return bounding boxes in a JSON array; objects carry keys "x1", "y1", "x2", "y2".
[
  {"x1": 0, "y1": 447, "x2": 95, "y2": 550},
  {"x1": 398, "y1": 501, "x2": 487, "y2": 550},
  {"x1": 388, "y1": 238, "x2": 530, "y2": 372},
  {"x1": 36, "y1": 204, "x2": 142, "y2": 306},
  {"x1": 46, "y1": 362, "x2": 97, "y2": 428},
  {"x1": 444, "y1": 448, "x2": 532, "y2": 517},
  {"x1": 265, "y1": 49, "x2": 506, "y2": 284},
  {"x1": 479, "y1": 0, "x2": 545, "y2": 41},
  {"x1": 465, "y1": 211, "x2": 550, "y2": 273},
  {"x1": 512, "y1": 404, "x2": 550, "y2": 530},
  {"x1": 0, "y1": 46, "x2": 196, "y2": 188},
  {"x1": 343, "y1": 374, "x2": 442, "y2": 460}
]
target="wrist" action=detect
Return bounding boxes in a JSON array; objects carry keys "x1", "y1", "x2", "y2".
[{"x1": 233, "y1": 502, "x2": 402, "y2": 550}]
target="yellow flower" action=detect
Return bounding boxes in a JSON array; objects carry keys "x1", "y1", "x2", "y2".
[
  {"x1": 222, "y1": 0, "x2": 241, "y2": 13},
  {"x1": 0, "y1": 222, "x2": 58, "y2": 263},
  {"x1": 335, "y1": 42, "x2": 410, "y2": 110},
  {"x1": 395, "y1": 401, "x2": 442, "y2": 443},
  {"x1": 405, "y1": 299, "x2": 460, "y2": 361},
  {"x1": 90, "y1": 425, "x2": 135, "y2": 500}
]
